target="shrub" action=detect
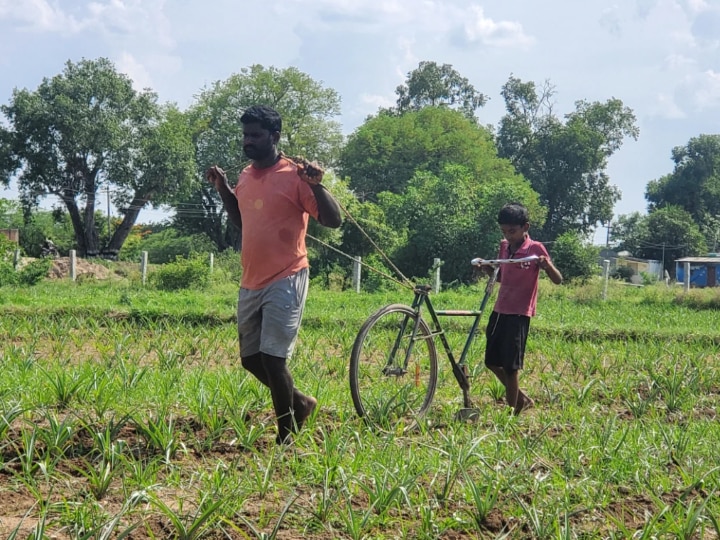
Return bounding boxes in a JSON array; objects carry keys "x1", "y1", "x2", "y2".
[
  {"x1": 551, "y1": 232, "x2": 600, "y2": 283},
  {"x1": 611, "y1": 265, "x2": 635, "y2": 282},
  {"x1": 17, "y1": 258, "x2": 52, "y2": 285},
  {"x1": 151, "y1": 255, "x2": 210, "y2": 291},
  {"x1": 0, "y1": 261, "x2": 18, "y2": 286}
]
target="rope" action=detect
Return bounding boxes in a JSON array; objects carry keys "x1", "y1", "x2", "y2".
[
  {"x1": 306, "y1": 232, "x2": 414, "y2": 290},
  {"x1": 222, "y1": 152, "x2": 415, "y2": 289}
]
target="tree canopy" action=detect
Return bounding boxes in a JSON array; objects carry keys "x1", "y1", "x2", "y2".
[
  {"x1": 0, "y1": 58, "x2": 195, "y2": 257},
  {"x1": 339, "y1": 107, "x2": 496, "y2": 200},
  {"x1": 177, "y1": 65, "x2": 344, "y2": 252},
  {"x1": 645, "y1": 134, "x2": 720, "y2": 225},
  {"x1": 496, "y1": 75, "x2": 639, "y2": 241},
  {"x1": 393, "y1": 61, "x2": 487, "y2": 121}
]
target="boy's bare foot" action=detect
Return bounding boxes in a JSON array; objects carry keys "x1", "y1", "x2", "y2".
[
  {"x1": 294, "y1": 395, "x2": 318, "y2": 432},
  {"x1": 513, "y1": 393, "x2": 535, "y2": 416}
]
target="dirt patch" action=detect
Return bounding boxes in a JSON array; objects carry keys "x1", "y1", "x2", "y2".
[{"x1": 46, "y1": 257, "x2": 112, "y2": 280}]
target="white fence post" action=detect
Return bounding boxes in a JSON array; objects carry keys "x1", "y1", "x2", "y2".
[
  {"x1": 69, "y1": 250, "x2": 77, "y2": 282},
  {"x1": 433, "y1": 258, "x2": 441, "y2": 293},
  {"x1": 141, "y1": 251, "x2": 148, "y2": 285},
  {"x1": 684, "y1": 262, "x2": 691, "y2": 292},
  {"x1": 209, "y1": 252, "x2": 214, "y2": 274},
  {"x1": 352, "y1": 256, "x2": 362, "y2": 293},
  {"x1": 602, "y1": 259, "x2": 610, "y2": 300},
  {"x1": 13, "y1": 249, "x2": 20, "y2": 269}
]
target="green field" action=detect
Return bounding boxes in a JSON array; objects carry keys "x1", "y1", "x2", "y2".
[{"x1": 0, "y1": 277, "x2": 719, "y2": 539}]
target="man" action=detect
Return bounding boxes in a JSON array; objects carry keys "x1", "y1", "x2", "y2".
[{"x1": 206, "y1": 105, "x2": 342, "y2": 444}]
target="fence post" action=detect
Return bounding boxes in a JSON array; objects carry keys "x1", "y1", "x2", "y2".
[
  {"x1": 602, "y1": 259, "x2": 610, "y2": 300},
  {"x1": 352, "y1": 256, "x2": 362, "y2": 293},
  {"x1": 433, "y1": 258, "x2": 442, "y2": 293},
  {"x1": 683, "y1": 262, "x2": 690, "y2": 292},
  {"x1": 209, "y1": 252, "x2": 214, "y2": 274},
  {"x1": 141, "y1": 251, "x2": 148, "y2": 285},
  {"x1": 13, "y1": 249, "x2": 20, "y2": 269},
  {"x1": 69, "y1": 250, "x2": 77, "y2": 281}
]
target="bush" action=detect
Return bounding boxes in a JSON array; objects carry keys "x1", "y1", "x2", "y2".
[
  {"x1": 17, "y1": 258, "x2": 52, "y2": 285},
  {"x1": 551, "y1": 232, "x2": 600, "y2": 283},
  {"x1": 136, "y1": 229, "x2": 216, "y2": 264},
  {"x1": 0, "y1": 261, "x2": 18, "y2": 286},
  {"x1": 151, "y1": 255, "x2": 210, "y2": 291},
  {"x1": 611, "y1": 265, "x2": 635, "y2": 282}
]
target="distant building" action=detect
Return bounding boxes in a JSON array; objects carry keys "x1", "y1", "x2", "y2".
[
  {"x1": 598, "y1": 249, "x2": 663, "y2": 283},
  {"x1": 675, "y1": 256, "x2": 720, "y2": 287}
]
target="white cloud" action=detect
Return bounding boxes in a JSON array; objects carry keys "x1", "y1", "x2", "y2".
[
  {"x1": 462, "y1": 6, "x2": 534, "y2": 48},
  {"x1": 691, "y1": 69, "x2": 720, "y2": 109},
  {"x1": 0, "y1": 0, "x2": 82, "y2": 33}
]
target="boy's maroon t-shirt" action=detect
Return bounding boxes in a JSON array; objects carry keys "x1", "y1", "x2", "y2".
[{"x1": 493, "y1": 236, "x2": 550, "y2": 317}]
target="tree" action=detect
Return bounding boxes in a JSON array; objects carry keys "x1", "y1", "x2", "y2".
[
  {"x1": 393, "y1": 61, "x2": 487, "y2": 121},
  {"x1": 613, "y1": 206, "x2": 707, "y2": 275},
  {"x1": 374, "y1": 163, "x2": 542, "y2": 283},
  {"x1": 178, "y1": 65, "x2": 344, "y2": 252},
  {"x1": 339, "y1": 107, "x2": 495, "y2": 200},
  {"x1": 0, "y1": 58, "x2": 195, "y2": 257},
  {"x1": 496, "y1": 75, "x2": 639, "y2": 241},
  {"x1": 645, "y1": 134, "x2": 720, "y2": 230}
]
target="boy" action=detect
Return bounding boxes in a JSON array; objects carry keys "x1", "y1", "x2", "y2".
[{"x1": 475, "y1": 203, "x2": 563, "y2": 415}]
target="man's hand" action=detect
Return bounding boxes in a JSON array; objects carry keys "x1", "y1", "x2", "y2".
[
  {"x1": 206, "y1": 165, "x2": 228, "y2": 190},
  {"x1": 296, "y1": 158, "x2": 324, "y2": 185}
]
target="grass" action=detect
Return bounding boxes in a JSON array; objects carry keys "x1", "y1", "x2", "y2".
[{"x1": 0, "y1": 275, "x2": 719, "y2": 538}]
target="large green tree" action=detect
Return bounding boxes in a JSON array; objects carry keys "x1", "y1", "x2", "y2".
[
  {"x1": 178, "y1": 65, "x2": 344, "y2": 251},
  {"x1": 496, "y1": 76, "x2": 639, "y2": 241},
  {"x1": 645, "y1": 134, "x2": 720, "y2": 227},
  {"x1": 339, "y1": 107, "x2": 496, "y2": 200},
  {"x1": 393, "y1": 61, "x2": 487, "y2": 121},
  {"x1": 379, "y1": 164, "x2": 543, "y2": 282},
  {"x1": 613, "y1": 207, "x2": 707, "y2": 274},
  {"x1": 0, "y1": 58, "x2": 195, "y2": 257}
]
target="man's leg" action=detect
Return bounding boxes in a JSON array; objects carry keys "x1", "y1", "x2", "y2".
[
  {"x1": 262, "y1": 353, "x2": 317, "y2": 443},
  {"x1": 241, "y1": 353, "x2": 269, "y2": 385}
]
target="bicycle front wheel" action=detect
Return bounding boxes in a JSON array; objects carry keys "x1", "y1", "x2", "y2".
[{"x1": 350, "y1": 304, "x2": 438, "y2": 428}]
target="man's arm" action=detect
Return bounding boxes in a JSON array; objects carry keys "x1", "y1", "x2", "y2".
[
  {"x1": 296, "y1": 160, "x2": 342, "y2": 228},
  {"x1": 206, "y1": 166, "x2": 242, "y2": 230},
  {"x1": 309, "y1": 183, "x2": 342, "y2": 228}
]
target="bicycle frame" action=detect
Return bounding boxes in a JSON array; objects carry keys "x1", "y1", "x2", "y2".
[{"x1": 398, "y1": 266, "x2": 499, "y2": 408}]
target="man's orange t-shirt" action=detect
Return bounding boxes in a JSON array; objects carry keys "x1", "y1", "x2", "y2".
[{"x1": 234, "y1": 157, "x2": 319, "y2": 290}]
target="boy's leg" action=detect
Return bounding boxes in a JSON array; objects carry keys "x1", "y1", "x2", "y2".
[{"x1": 486, "y1": 365, "x2": 533, "y2": 414}]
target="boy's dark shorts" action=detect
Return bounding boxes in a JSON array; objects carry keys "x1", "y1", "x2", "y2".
[{"x1": 484, "y1": 311, "x2": 530, "y2": 372}]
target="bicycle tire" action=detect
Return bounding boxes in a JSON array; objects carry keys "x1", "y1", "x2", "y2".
[{"x1": 349, "y1": 304, "x2": 438, "y2": 428}]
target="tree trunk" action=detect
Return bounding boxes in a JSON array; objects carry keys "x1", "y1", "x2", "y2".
[
  {"x1": 83, "y1": 183, "x2": 100, "y2": 257},
  {"x1": 101, "y1": 192, "x2": 153, "y2": 259},
  {"x1": 62, "y1": 194, "x2": 89, "y2": 257}
]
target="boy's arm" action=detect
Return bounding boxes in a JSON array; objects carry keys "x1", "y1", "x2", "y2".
[{"x1": 539, "y1": 256, "x2": 563, "y2": 284}]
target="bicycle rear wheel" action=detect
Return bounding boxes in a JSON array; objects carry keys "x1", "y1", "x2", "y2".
[{"x1": 350, "y1": 304, "x2": 438, "y2": 428}]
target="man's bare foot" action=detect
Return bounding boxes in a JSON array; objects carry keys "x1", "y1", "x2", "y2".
[
  {"x1": 293, "y1": 395, "x2": 318, "y2": 432},
  {"x1": 513, "y1": 393, "x2": 535, "y2": 416}
]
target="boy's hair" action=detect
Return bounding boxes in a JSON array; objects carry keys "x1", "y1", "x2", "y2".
[
  {"x1": 497, "y1": 202, "x2": 529, "y2": 226},
  {"x1": 240, "y1": 105, "x2": 282, "y2": 133}
]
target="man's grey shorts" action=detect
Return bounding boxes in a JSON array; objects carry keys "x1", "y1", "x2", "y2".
[{"x1": 237, "y1": 267, "x2": 309, "y2": 359}]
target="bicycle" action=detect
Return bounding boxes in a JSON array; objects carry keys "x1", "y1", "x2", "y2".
[{"x1": 349, "y1": 256, "x2": 538, "y2": 428}]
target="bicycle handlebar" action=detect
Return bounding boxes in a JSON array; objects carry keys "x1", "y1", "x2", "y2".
[{"x1": 470, "y1": 255, "x2": 539, "y2": 266}]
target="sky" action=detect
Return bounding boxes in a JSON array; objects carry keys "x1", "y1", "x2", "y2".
[{"x1": 1, "y1": 0, "x2": 720, "y2": 245}]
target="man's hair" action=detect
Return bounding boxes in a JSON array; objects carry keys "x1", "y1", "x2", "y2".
[
  {"x1": 497, "y1": 202, "x2": 529, "y2": 226},
  {"x1": 240, "y1": 105, "x2": 282, "y2": 133}
]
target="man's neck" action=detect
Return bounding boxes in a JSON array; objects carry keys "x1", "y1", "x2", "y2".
[{"x1": 252, "y1": 150, "x2": 281, "y2": 170}]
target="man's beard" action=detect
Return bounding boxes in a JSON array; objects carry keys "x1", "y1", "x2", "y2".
[{"x1": 243, "y1": 145, "x2": 271, "y2": 161}]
